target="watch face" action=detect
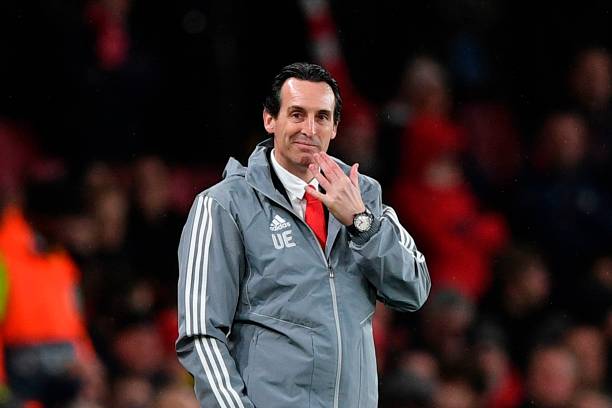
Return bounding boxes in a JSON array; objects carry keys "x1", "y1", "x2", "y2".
[{"x1": 354, "y1": 214, "x2": 372, "y2": 232}]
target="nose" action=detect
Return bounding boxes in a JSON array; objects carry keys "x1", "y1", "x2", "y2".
[{"x1": 302, "y1": 116, "x2": 316, "y2": 137}]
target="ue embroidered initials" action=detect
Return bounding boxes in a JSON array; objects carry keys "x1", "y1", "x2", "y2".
[{"x1": 270, "y1": 214, "x2": 295, "y2": 249}]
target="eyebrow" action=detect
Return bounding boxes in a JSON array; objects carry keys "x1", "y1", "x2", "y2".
[
  {"x1": 287, "y1": 105, "x2": 306, "y2": 112},
  {"x1": 286, "y1": 106, "x2": 332, "y2": 115}
]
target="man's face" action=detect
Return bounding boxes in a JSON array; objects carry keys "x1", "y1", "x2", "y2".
[{"x1": 263, "y1": 78, "x2": 338, "y2": 180}]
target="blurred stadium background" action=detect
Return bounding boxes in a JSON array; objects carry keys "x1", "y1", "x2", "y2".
[{"x1": 1, "y1": 1, "x2": 611, "y2": 407}]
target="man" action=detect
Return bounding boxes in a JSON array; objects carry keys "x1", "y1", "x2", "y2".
[
  {"x1": 176, "y1": 62, "x2": 430, "y2": 408},
  {"x1": 0, "y1": 183, "x2": 101, "y2": 407}
]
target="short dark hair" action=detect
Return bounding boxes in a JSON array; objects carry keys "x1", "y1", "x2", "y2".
[{"x1": 264, "y1": 62, "x2": 342, "y2": 124}]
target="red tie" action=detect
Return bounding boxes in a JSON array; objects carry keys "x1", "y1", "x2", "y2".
[{"x1": 304, "y1": 191, "x2": 327, "y2": 249}]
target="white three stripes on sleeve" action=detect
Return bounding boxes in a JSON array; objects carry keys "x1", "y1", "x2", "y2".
[
  {"x1": 186, "y1": 196, "x2": 214, "y2": 336},
  {"x1": 195, "y1": 337, "x2": 246, "y2": 408},
  {"x1": 211, "y1": 339, "x2": 245, "y2": 407},
  {"x1": 185, "y1": 196, "x2": 246, "y2": 408},
  {"x1": 191, "y1": 197, "x2": 208, "y2": 335},
  {"x1": 185, "y1": 195, "x2": 203, "y2": 336},
  {"x1": 200, "y1": 197, "x2": 213, "y2": 334},
  {"x1": 383, "y1": 207, "x2": 425, "y2": 263}
]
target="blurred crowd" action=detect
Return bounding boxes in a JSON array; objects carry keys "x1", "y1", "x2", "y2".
[
  {"x1": 0, "y1": 152, "x2": 215, "y2": 407},
  {"x1": 1, "y1": 1, "x2": 612, "y2": 408},
  {"x1": 374, "y1": 49, "x2": 612, "y2": 408}
]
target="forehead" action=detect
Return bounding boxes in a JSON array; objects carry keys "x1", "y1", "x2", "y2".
[{"x1": 279, "y1": 78, "x2": 335, "y2": 111}]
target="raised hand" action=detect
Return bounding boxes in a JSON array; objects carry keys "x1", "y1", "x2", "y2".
[{"x1": 306, "y1": 152, "x2": 365, "y2": 226}]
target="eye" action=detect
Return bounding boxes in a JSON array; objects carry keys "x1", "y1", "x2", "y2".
[
  {"x1": 290, "y1": 111, "x2": 303, "y2": 120},
  {"x1": 317, "y1": 113, "x2": 330, "y2": 121}
]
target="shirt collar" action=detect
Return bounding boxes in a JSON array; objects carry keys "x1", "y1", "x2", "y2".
[{"x1": 270, "y1": 149, "x2": 318, "y2": 201}]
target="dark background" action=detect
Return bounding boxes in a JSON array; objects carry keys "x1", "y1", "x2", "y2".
[
  {"x1": 2, "y1": 0, "x2": 611, "y2": 167},
  {"x1": 2, "y1": 2, "x2": 612, "y2": 407}
]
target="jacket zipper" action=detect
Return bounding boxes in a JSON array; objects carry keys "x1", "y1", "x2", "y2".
[
  {"x1": 310, "y1": 231, "x2": 341, "y2": 408},
  {"x1": 301, "y1": 218, "x2": 342, "y2": 408},
  {"x1": 327, "y1": 260, "x2": 341, "y2": 408},
  {"x1": 255, "y1": 190, "x2": 343, "y2": 407}
]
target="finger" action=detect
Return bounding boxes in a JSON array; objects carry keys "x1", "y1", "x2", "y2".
[
  {"x1": 308, "y1": 163, "x2": 332, "y2": 191},
  {"x1": 349, "y1": 163, "x2": 360, "y2": 188},
  {"x1": 323, "y1": 153, "x2": 346, "y2": 177},
  {"x1": 315, "y1": 152, "x2": 342, "y2": 181},
  {"x1": 313, "y1": 153, "x2": 337, "y2": 181},
  {"x1": 305, "y1": 185, "x2": 328, "y2": 205}
]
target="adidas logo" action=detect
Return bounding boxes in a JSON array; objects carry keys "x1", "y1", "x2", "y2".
[{"x1": 269, "y1": 214, "x2": 290, "y2": 231}]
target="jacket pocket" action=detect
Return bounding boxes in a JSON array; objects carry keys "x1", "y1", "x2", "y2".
[
  {"x1": 247, "y1": 327, "x2": 314, "y2": 408},
  {"x1": 358, "y1": 318, "x2": 378, "y2": 407}
]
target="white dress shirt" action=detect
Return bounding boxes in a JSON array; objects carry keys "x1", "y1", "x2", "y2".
[{"x1": 270, "y1": 149, "x2": 319, "y2": 221}]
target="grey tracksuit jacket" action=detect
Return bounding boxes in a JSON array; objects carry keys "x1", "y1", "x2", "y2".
[{"x1": 177, "y1": 138, "x2": 430, "y2": 408}]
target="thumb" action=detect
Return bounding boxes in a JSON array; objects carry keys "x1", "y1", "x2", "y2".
[{"x1": 349, "y1": 163, "x2": 360, "y2": 188}]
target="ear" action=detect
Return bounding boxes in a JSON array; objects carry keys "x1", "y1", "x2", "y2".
[
  {"x1": 331, "y1": 122, "x2": 338, "y2": 140},
  {"x1": 263, "y1": 109, "x2": 276, "y2": 134}
]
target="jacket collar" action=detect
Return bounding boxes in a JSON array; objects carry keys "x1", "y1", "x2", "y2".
[
  {"x1": 244, "y1": 138, "x2": 293, "y2": 212},
  {"x1": 270, "y1": 148, "x2": 319, "y2": 202},
  {"x1": 243, "y1": 137, "x2": 344, "y2": 255}
]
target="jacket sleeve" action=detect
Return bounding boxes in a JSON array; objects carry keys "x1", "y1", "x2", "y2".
[
  {"x1": 176, "y1": 193, "x2": 254, "y2": 408},
  {"x1": 349, "y1": 184, "x2": 431, "y2": 312}
]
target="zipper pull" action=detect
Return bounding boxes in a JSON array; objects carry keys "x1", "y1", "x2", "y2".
[{"x1": 328, "y1": 263, "x2": 334, "y2": 279}]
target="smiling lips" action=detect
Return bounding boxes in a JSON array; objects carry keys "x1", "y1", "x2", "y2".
[{"x1": 293, "y1": 140, "x2": 319, "y2": 149}]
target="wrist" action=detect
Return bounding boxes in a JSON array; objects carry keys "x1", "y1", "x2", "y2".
[{"x1": 347, "y1": 208, "x2": 381, "y2": 244}]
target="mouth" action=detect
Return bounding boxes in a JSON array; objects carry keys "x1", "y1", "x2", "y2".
[{"x1": 293, "y1": 141, "x2": 319, "y2": 149}]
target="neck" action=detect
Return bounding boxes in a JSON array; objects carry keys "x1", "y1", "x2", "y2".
[
  {"x1": 292, "y1": 167, "x2": 312, "y2": 183},
  {"x1": 272, "y1": 149, "x2": 315, "y2": 183}
]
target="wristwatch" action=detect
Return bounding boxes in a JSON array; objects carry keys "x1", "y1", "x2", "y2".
[
  {"x1": 350, "y1": 208, "x2": 374, "y2": 233},
  {"x1": 347, "y1": 207, "x2": 381, "y2": 244}
]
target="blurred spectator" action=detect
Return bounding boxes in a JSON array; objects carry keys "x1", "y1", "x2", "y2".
[
  {"x1": 386, "y1": 54, "x2": 522, "y2": 211},
  {"x1": 380, "y1": 290, "x2": 480, "y2": 408},
  {"x1": 93, "y1": 185, "x2": 129, "y2": 253},
  {"x1": 434, "y1": 377, "x2": 481, "y2": 408},
  {"x1": 85, "y1": 0, "x2": 132, "y2": 71},
  {"x1": 570, "y1": 390, "x2": 612, "y2": 408},
  {"x1": 572, "y1": 256, "x2": 612, "y2": 331},
  {"x1": 400, "y1": 351, "x2": 440, "y2": 388},
  {"x1": 392, "y1": 111, "x2": 508, "y2": 300},
  {"x1": 0, "y1": 180, "x2": 103, "y2": 407},
  {"x1": 405, "y1": 57, "x2": 452, "y2": 118},
  {"x1": 0, "y1": 119, "x2": 40, "y2": 204},
  {"x1": 569, "y1": 48, "x2": 611, "y2": 113},
  {"x1": 521, "y1": 345, "x2": 579, "y2": 408},
  {"x1": 479, "y1": 246, "x2": 556, "y2": 369},
  {"x1": 458, "y1": 102, "x2": 522, "y2": 211},
  {"x1": 0, "y1": 157, "x2": 202, "y2": 407},
  {"x1": 109, "y1": 312, "x2": 196, "y2": 407},
  {"x1": 564, "y1": 326, "x2": 608, "y2": 391},
  {"x1": 472, "y1": 323, "x2": 523, "y2": 408},
  {"x1": 126, "y1": 156, "x2": 184, "y2": 309},
  {"x1": 568, "y1": 47, "x2": 612, "y2": 186},
  {"x1": 111, "y1": 314, "x2": 165, "y2": 378},
  {"x1": 153, "y1": 384, "x2": 199, "y2": 408},
  {"x1": 392, "y1": 57, "x2": 509, "y2": 301},
  {"x1": 110, "y1": 375, "x2": 152, "y2": 408},
  {"x1": 379, "y1": 56, "x2": 451, "y2": 188},
  {"x1": 411, "y1": 290, "x2": 475, "y2": 370},
  {"x1": 379, "y1": 350, "x2": 438, "y2": 408},
  {"x1": 80, "y1": 183, "x2": 134, "y2": 316},
  {"x1": 373, "y1": 301, "x2": 410, "y2": 374},
  {"x1": 532, "y1": 112, "x2": 589, "y2": 172},
  {"x1": 513, "y1": 112, "x2": 612, "y2": 304}
]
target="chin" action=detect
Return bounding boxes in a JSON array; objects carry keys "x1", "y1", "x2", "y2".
[{"x1": 297, "y1": 154, "x2": 314, "y2": 168}]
